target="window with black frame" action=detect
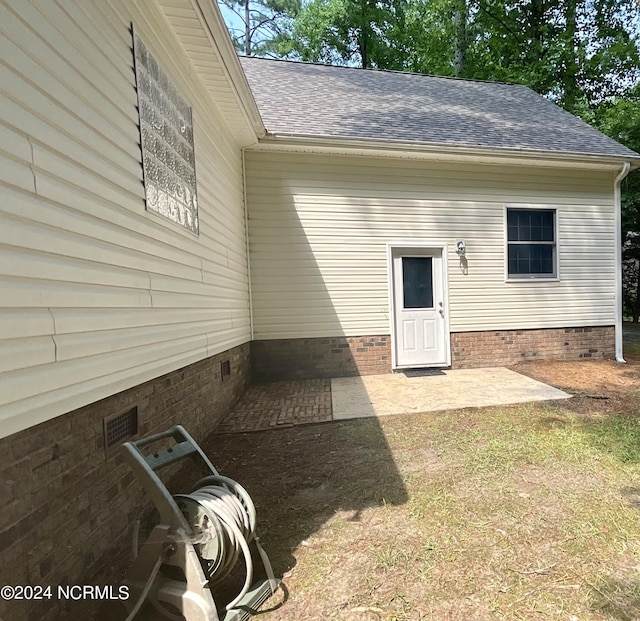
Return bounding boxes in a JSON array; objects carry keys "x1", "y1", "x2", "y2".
[{"x1": 506, "y1": 208, "x2": 556, "y2": 279}]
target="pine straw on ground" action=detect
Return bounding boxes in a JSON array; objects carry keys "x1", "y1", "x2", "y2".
[{"x1": 203, "y1": 358, "x2": 640, "y2": 621}]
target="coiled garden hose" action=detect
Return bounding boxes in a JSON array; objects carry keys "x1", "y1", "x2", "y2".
[
  {"x1": 121, "y1": 426, "x2": 278, "y2": 621},
  {"x1": 174, "y1": 474, "x2": 277, "y2": 612}
]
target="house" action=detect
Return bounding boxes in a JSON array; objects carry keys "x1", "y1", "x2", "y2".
[
  {"x1": 239, "y1": 57, "x2": 639, "y2": 378},
  {"x1": 0, "y1": 0, "x2": 637, "y2": 619}
]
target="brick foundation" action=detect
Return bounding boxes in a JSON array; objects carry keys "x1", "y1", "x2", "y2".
[
  {"x1": 451, "y1": 326, "x2": 615, "y2": 368},
  {"x1": 0, "y1": 343, "x2": 250, "y2": 621},
  {"x1": 251, "y1": 336, "x2": 392, "y2": 382},
  {"x1": 252, "y1": 327, "x2": 615, "y2": 381}
]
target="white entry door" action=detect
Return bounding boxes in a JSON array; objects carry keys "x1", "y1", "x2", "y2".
[{"x1": 392, "y1": 248, "x2": 448, "y2": 368}]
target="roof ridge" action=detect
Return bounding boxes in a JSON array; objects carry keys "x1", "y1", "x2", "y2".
[{"x1": 238, "y1": 55, "x2": 527, "y2": 89}]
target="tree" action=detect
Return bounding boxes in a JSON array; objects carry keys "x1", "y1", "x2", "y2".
[
  {"x1": 285, "y1": 0, "x2": 408, "y2": 68},
  {"x1": 476, "y1": 0, "x2": 639, "y2": 112},
  {"x1": 219, "y1": 0, "x2": 301, "y2": 57},
  {"x1": 450, "y1": 0, "x2": 469, "y2": 76},
  {"x1": 594, "y1": 87, "x2": 640, "y2": 321}
]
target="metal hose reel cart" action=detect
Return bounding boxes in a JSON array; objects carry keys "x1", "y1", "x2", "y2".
[{"x1": 120, "y1": 425, "x2": 279, "y2": 621}]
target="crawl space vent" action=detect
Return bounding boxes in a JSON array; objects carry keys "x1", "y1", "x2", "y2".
[
  {"x1": 221, "y1": 360, "x2": 231, "y2": 380},
  {"x1": 104, "y1": 407, "x2": 138, "y2": 452}
]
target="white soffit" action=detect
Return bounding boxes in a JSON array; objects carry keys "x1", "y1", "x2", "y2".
[{"x1": 156, "y1": 0, "x2": 265, "y2": 146}]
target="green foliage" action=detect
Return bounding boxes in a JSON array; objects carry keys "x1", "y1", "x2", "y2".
[
  {"x1": 410, "y1": 0, "x2": 640, "y2": 112},
  {"x1": 286, "y1": 0, "x2": 408, "y2": 67},
  {"x1": 220, "y1": 0, "x2": 301, "y2": 57},
  {"x1": 593, "y1": 86, "x2": 640, "y2": 319},
  {"x1": 401, "y1": 0, "x2": 461, "y2": 74}
]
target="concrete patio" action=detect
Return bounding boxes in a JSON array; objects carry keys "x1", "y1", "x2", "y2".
[{"x1": 217, "y1": 367, "x2": 571, "y2": 433}]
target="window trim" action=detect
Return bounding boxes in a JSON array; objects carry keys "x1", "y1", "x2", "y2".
[{"x1": 504, "y1": 205, "x2": 560, "y2": 282}]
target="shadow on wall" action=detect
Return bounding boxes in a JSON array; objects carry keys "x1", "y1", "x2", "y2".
[
  {"x1": 247, "y1": 156, "x2": 503, "y2": 380},
  {"x1": 250, "y1": 336, "x2": 392, "y2": 382},
  {"x1": 247, "y1": 169, "x2": 398, "y2": 381},
  {"x1": 202, "y1": 175, "x2": 410, "y2": 610}
]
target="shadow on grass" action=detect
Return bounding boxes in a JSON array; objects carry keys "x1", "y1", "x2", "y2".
[
  {"x1": 537, "y1": 405, "x2": 640, "y2": 621},
  {"x1": 624, "y1": 342, "x2": 640, "y2": 363},
  {"x1": 576, "y1": 411, "x2": 640, "y2": 465},
  {"x1": 589, "y1": 577, "x2": 640, "y2": 621},
  {"x1": 97, "y1": 416, "x2": 407, "y2": 620},
  {"x1": 568, "y1": 403, "x2": 640, "y2": 620},
  {"x1": 201, "y1": 417, "x2": 408, "y2": 580},
  {"x1": 621, "y1": 486, "x2": 640, "y2": 510}
]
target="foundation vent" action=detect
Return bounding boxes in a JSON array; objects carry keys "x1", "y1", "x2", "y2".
[
  {"x1": 221, "y1": 360, "x2": 231, "y2": 380},
  {"x1": 104, "y1": 407, "x2": 138, "y2": 452}
]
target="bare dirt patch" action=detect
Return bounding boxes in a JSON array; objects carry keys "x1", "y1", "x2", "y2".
[
  {"x1": 512, "y1": 358, "x2": 640, "y2": 417},
  {"x1": 512, "y1": 359, "x2": 640, "y2": 395}
]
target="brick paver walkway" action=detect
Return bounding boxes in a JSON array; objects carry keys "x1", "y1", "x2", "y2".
[{"x1": 216, "y1": 378, "x2": 332, "y2": 433}]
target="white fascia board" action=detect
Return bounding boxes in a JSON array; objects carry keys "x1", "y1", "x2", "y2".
[
  {"x1": 190, "y1": 0, "x2": 266, "y2": 139},
  {"x1": 251, "y1": 133, "x2": 640, "y2": 171}
]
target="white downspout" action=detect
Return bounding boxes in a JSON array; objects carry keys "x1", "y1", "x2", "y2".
[{"x1": 615, "y1": 162, "x2": 631, "y2": 363}]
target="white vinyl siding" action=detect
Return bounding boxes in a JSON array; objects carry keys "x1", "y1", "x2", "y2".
[
  {"x1": 0, "y1": 0, "x2": 251, "y2": 438},
  {"x1": 246, "y1": 151, "x2": 615, "y2": 339}
]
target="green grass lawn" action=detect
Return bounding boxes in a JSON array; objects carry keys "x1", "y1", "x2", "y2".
[{"x1": 207, "y1": 373, "x2": 640, "y2": 621}]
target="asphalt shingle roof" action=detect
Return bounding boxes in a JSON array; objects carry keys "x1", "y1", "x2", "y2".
[{"x1": 240, "y1": 57, "x2": 639, "y2": 160}]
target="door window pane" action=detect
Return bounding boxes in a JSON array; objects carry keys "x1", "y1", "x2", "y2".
[{"x1": 402, "y1": 257, "x2": 433, "y2": 308}]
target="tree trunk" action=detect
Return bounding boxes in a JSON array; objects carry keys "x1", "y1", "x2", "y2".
[
  {"x1": 359, "y1": 0, "x2": 369, "y2": 68},
  {"x1": 529, "y1": 0, "x2": 544, "y2": 63},
  {"x1": 563, "y1": 0, "x2": 579, "y2": 111},
  {"x1": 245, "y1": 0, "x2": 251, "y2": 55},
  {"x1": 453, "y1": 0, "x2": 467, "y2": 77},
  {"x1": 634, "y1": 259, "x2": 640, "y2": 323}
]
